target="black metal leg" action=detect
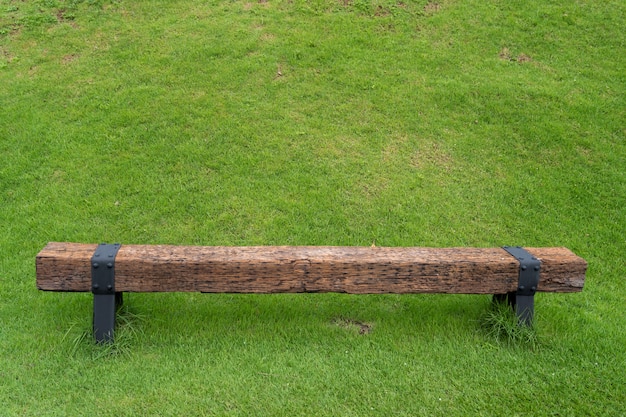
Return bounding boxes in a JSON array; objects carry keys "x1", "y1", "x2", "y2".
[
  {"x1": 515, "y1": 294, "x2": 534, "y2": 326},
  {"x1": 93, "y1": 292, "x2": 122, "y2": 343},
  {"x1": 492, "y1": 291, "x2": 533, "y2": 326},
  {"x1": 91, "y1": 243, "x2": 122, "y2": 343},
  {"x1": 500, "y1": 246, "x2": 541, "y2": 327}
]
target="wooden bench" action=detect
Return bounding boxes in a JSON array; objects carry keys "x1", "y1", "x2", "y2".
[{"x1": 36, "y1": 242, "x2": 587, "y2": 342}]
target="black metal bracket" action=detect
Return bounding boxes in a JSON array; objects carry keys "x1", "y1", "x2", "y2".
[
  {"x1": 499, "y1": 246, "x2": 541, "y2": 326},
  {"x1": 91, "y1": 243, "x2": 122, "y2": 343}
]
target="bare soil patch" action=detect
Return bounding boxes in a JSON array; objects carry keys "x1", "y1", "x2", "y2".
[
  {"x1": 332, "y1": 317, "x2": 372, "y2": 335},
  {"x1": 424, "y1": 2, "x2": 441, "y2": 14}
]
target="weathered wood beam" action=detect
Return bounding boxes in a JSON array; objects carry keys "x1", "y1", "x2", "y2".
[{"x1": 36, "y1": 242, "x2": 586, "y2": 294}]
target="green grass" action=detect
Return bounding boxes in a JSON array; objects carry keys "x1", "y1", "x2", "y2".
[{"x1": 1, "y1": 0, "x2": 625, "y2": 415}]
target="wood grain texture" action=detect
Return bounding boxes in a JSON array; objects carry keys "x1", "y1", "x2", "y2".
[{"x1": 36, "y1": 243, "x2": 587, "y2": 294}]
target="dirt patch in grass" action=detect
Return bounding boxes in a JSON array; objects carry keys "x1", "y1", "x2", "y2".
[
  {"x1": 260, "y1": 32, "x2": 275, "y2": 42},
  {"x1": 498, "y1": 47, "x2": 513, "y2": 61},
  {"x1": 56, "y1": 9, "x2": 67, "y2": 22},
  {"x1": 244, "y1": 0, "x2": 270, "y2": 10},
  {"x1": 499, "y1": 48, "x2": 532, "y2": 63},
  {"x1": 1, "y1": 47, "x2": 15, "y2": 62},
  {"x1": 332, "y1": 317, "x2": 372, "y2": 335},
  {"x1": 375, "y1": 6, "x2": 391, "y2": 17},
  {"x1": 62, "y1": 54, "x2": 79, "y2": 65},
  {"x1": 424, "y1": 2, "x2": 441, "y2": 14},
  {"x1": 56, "y1": 9, "x2": 79, "y2": 28},
  {"x1": 411, "y1": 141, "x2": 453, "y2": 171}
]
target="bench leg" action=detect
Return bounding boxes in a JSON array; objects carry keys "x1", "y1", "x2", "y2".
[
  {"x1": 514, "y1": 293, "x2": 534, "y2": 326},
  {"x1": 492, "y1": 292, "x2": 534, "y2": 326},
  {"x1": 93, "y1": 292, "x2": 123, "y2": 343}
]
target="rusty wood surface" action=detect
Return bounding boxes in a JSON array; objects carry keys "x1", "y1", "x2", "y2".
[{"x1": 36, "y1": 243, "x2": 587, "y2": 294}]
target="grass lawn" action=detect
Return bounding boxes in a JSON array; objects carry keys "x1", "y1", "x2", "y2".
[{"x1": 1, "y1": 0, "x2": 625, "y2": 415}]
